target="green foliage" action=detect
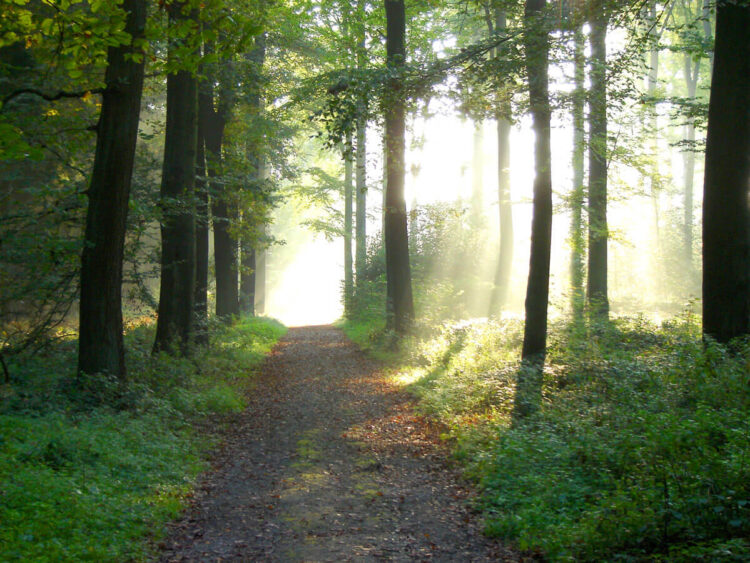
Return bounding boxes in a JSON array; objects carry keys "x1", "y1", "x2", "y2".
[
  {"x1": 0, "y1": 316, "x2": 285, "y2": 561},
  {"x1": 371, "y1": 314, "x2": 750, "y2": 561},
  {"x1": 344, "y1": 201, "x2": 492, "y2": 334}
]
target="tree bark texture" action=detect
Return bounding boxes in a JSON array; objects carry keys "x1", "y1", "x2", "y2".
[
  {"x1": 78, "y1": 0, "x2": 147, "y2": 377},
  {"x1": 702, "y1": 0, "x2": 750, "y2": 343},
  {"x1": 240, "y1": 245, "x2": 256, "y2": 316},
  {"x1": 516, "y1": 0, "x2": 552, "y2": 421},
  {"x1": 344, "y1": 133, "x2": 354, "y2": 317},
  {"x1": 355, "y1": 0, "x2": 368, "y2": 283},
  {"x1": 153, "y1": 4, "x2": 198, "y2": 355},
  {"x1": 194, "y1": 119, "x2": 209, "y2": 346},
  {"x1": 384, "y1": 0, "x2": 414, "y2": 335},
  {"x1": 355, "y1": 115, "x2": 367, "y2": 282},
  {"x1": 520, "y1": 0, "x2": 553, "y2": 365},
  {"x1": 586, "y1": 12, "x2": 609, "y2": 319},
  {"x1": 255, "y1": 229, "x2": 266, "y2": 315},
  {"x1": 199, "y1": 65, "x2": 237, "y2": 320},
  {"x1": 239, "y1": 33, "x2": 266, "y2": 316},
  {"x1": 569, "y1": 27, "x2": 586, "y2": 319}
]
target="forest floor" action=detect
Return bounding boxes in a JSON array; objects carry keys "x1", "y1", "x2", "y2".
[{"x1": 159, "y1": 325, "x2": 518, "y2": 562}]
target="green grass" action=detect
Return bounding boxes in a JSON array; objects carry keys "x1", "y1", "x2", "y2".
[
  {"x1": 0, "y1": 316, "x2": 285, "y2": 562},
  {"x1": 344, "y1": 313, "x2": 750, "y2": 561}
]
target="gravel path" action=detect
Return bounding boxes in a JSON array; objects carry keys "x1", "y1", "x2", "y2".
[{"x1": 159, "y1": 325, "x2": 517, "y2": 562}]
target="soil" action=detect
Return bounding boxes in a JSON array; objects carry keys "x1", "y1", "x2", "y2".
[{"x1": 159, "y1": 325, "x2": 519, "y2": 562}]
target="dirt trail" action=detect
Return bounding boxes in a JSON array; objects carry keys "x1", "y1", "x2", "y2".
[{"x1": 160, "y1": 326, "x2": 516, "y2": 562}]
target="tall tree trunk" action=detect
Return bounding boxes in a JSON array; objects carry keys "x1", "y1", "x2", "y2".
[
  {"x1": 683, "y1": 51, "x2": 700, "y2": 269},
  {"x1": 255, "y1": 227, "x2": 266, "y2": 315},
  {"x1": 194, "y1": 118, "x2": 209, "y2": 345},
  {"x1": 702, "y1": 0, "x2": 750, "y2": 343},
  {"x1": 153, "y1": 3, "x2": 198, "y2": 355},
  {"x1": 470, "y1": 120, "x2": 484, "y2": 226},
  {"x1": 78, "y1": 0, "x2": 147, "y2": 377},
  {"x1": 381, "y1": 133, "x2": 387, "y2": 234},
  {"x1": 516, "y1": 0, "x2": 552, "y2": 419},
  {"x1": 344, "y1": 133, "x2": 354, "y2": 317},
  {"x1": 646, "y1": 0, "x2": 663, "y2": 297},
  {"x1": 384, "y1": 0, "x2": 414, "y2": 335},
  {"x1": 355, "y1": 0, "x2": 368, "y2": 283},
  {"x1": 520, "y1": 0, "x2": 552, "y2": 363},
  {"x1": 355, "y1": 115, "x2": 367, "y2": 282},
  {"x1": 255, "y1": 149, "x2": 268, "y2": 317},
  {"x1": 200, "y1": 73, "x2": 237, "y2": 320},
  {"x1": 240, "y1": 33, "x2": 266, "y2": 316},
  {"x1": 586, "y1": 11, "x2": 609, "y2": 319},
  {"x1": 489, "y1": 7, "x2": 513, "y2": 316},
  {"x1": 569, "y1": 27, "x2": 586, "y2": 319},
  {"x1": 240, "y1": 246, "x2": 256, "y2": 315}
]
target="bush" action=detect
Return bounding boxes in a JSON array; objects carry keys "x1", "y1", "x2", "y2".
[
  {"x1": 0, "y1": 316, "x2": 285, "y2": 561},
  {"x1": 385, "y1": 316, "x2": 750, "y2": 561}
]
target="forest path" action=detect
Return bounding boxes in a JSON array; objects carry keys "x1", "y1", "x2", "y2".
[{"x1": 159, "y1": 325, "x2": 515, "y2": 562}]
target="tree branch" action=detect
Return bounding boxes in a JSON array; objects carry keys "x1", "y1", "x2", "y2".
[{"x1": 1, "y1": 87, "x2": 104, "y2": 111}]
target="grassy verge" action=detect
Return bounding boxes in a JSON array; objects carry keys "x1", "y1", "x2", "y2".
[
  {"x1": 342, "y1": 314, "x2": 750, "y2": 561},
  {"x1": 0, "y1": 316, "x2": 285, "y2": 562}
]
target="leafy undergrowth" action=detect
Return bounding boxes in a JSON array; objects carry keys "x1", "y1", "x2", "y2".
[
  {"x1": 0, "y1": 316, "x2": 285, "y2": 562},
  {"x1": 343, "y1": 313, "x2": 750, "y2": 561}
]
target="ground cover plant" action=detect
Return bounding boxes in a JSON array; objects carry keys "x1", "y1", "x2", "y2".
[
  {"x1": 342, "y1": 314, "x2": 750, "y2": 561},
  {"x1": 0, "y1": 316, "x2": 285, "y2": 562}
]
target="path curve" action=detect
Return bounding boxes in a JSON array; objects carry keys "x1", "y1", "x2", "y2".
[{"x1": 160, "y1": 326, "x2": 516, "y2": 562}]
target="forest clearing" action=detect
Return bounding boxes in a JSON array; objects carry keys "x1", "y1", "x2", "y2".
[{"x1": 1, "y1": 0, "x2": 749, "y2": 560}]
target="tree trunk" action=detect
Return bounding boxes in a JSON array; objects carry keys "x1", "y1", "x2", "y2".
[
  {"x1": 153, "y1": 3, "x2": 198, "y2": 355},
  {"x1": 520, "y1": 0, "x2": 552, "y2": 364},
  {"x1": 569, "y1": 27, "x2": 586, "y2": 319},
  {"x1": 384, "y1": 0, "x2": 414, "y2": 335},
  {"x1": 78, "y1": 0, "x2": 147, "y2": 377},
  {"x1": 586, "y1": 12, "x2": 609, "y2": 319},
  {"x1": 200, "y1": 74, "x2": 237, "y2": 320},
  {"x1": 239, "y1": 33, "x2": 266, "y2": 316},
  {"x1": 355, "y1": 0, "x2": 368, "y2": 283},
  {"x1": 702, "y1": 0, "x2": 750, "y2": 343},
  {"x1": 344, "y1": 133, "x2": 354, "y2": 317},
  {"x1": 646, "y1": 0, "x2": 663, "y2": 298},
  {"x1": 470, "y1": 120, "x2": 484, "y2": 227},
  {"x1": 240, "y1": 246, "x2": 256, "y2": 316},
  {"x1": 255, "y1": 229, "x2": 266, "y2": 315},
  {"x1": 194, "y1": 118, "x2": 209, "y2": 345},
  {"x1": 489, "y1": 7, "x2": 513, "y2": 317},
  {"x1": 516, "y1": 0, "x2": 552, "y2": 419},
  {"x1": 683, "y1": 51, "x2": 700, "y2": 269},
  {"x1": 355, "y1": 114, "x2": 367, "y2": 282}
]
